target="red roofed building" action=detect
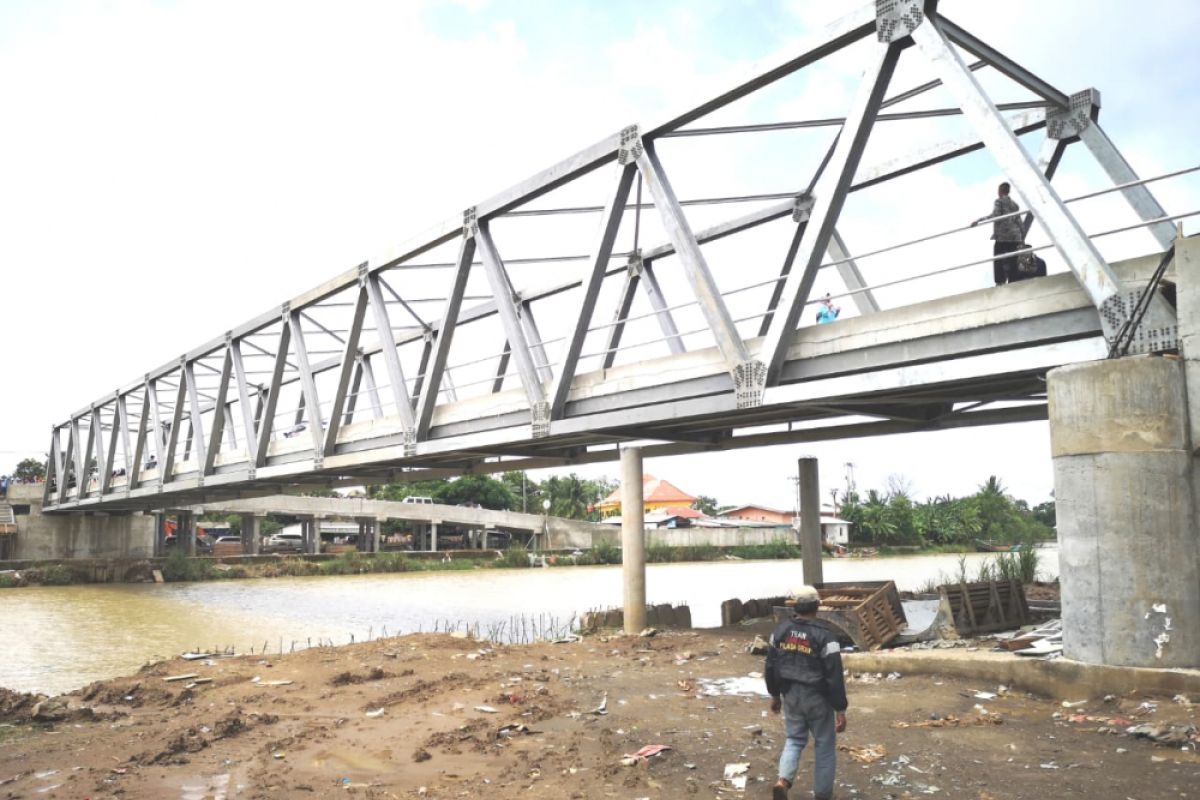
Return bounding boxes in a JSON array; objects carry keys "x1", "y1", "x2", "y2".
[{"x1": 596, "y1": 474, "x2": 698, "y2": 516}]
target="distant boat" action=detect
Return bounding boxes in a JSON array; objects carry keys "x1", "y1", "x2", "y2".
[{"x1": 974, "y1": 539, "x2": 1021, "y2": 553}]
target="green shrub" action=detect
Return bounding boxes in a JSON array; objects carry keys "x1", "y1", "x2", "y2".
[
  {"x1": 160, "y1": 551, "x2": 214, "y2": 582},
  {"x1": 321, "y1": 551, "x2": 365, "y2": 575},
  {"x1": 40, "y1": 564, "x2": 77, "y2": 585},
  {"x1": 0, "y1": 573, "x2": 22, "y2": 589},
  {"x1": 731, "y1": 540, "x2": 801, "y2": 560},
  {"x1": 991, "y1": 546, "x2": 1039, "y2": 584},
  {"x1": 674, "y1": 544, "x2": 720, "y2": 562},
  {"x1": 646, "y1": 543, "x2": 675, "y2": 563},
  {"x1": 495, "y1": 547, "x2": 531, "y2": 568},
  {"x1": 592, "y1": 541, "x2": 622, "y2": 564},
  {"x1": 372, "y1": 552, "x2": 411, "y2": 573}
]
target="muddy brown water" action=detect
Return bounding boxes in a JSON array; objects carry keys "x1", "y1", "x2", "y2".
[{"x1": 2, "y1": 548, "x2": 1057, "y2": 694}]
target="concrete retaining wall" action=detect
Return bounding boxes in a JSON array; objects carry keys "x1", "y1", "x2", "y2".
[
  {"x1": 581, "y1": 604, "x2": 693, "y2": 632},
  {"x1": 554, "y1": 526, "x2": 796, "y2": 550},
  {"x1": 6, "y1": 484, "x2": 155, "y2": 561},
  {"x1": 844, "y1": 649, "x2": 1200, "y2": 701}
]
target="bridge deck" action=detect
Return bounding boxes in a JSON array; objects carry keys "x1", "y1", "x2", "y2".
[{"x1": 47, "y1": 250, "x2": 1166, "y2": 513}]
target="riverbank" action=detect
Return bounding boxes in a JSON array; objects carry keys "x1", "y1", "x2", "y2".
[
  {"x1": 0, "y1": 626, "x2": 1194, "y2": 799},
  {"x1": 0, "y1": 540, "x2": 1048, "y2": 589}
]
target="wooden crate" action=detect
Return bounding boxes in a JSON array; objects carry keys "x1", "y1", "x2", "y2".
[
  {"x1": 211, "y1": 542, "x2": 244, "y2": 557},
  {"x1": 773, "y1": 581, "x2": 907, "y2": 651},
  {"x1": 939, "y1": 579, "x2": 1030, "y2": 636}
]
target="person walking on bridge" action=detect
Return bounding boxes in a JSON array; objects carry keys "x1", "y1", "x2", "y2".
[
  {"x1": 766, "y1": 585, "x2": 848, "y2": 800},
  {"x1": 972, "y1": 181, "x2": 1023, "y2": 285}
]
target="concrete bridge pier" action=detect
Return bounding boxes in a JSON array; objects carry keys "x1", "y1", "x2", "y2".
[
  {"x1": 1049, "y1": 356, "x2": 1200, "y2": 667},
  {"x1": 1048, "y1": 237, "x2": 1200, "y2": 668},
  {"x1": 299, "y1": 515, "x2": 318, "y2": 555},
  {"x1": 356, "y1": 518, "x2": 379, "y2": 553},
  {"x1": 240, "y1": 514, "x2": 261, "y2": 556},
  {"x1": 431, "y1": 521, "x2": 439, "y2": 552},
  {"x1": 621, "y1": 446, "x2": 647, "y2": 634},
  {"x1": 180, "y1": 512, "x2": 196, "y2": 557},
  {"x1": 153, "y1": 513, "x2": 166, "y2": 557}
]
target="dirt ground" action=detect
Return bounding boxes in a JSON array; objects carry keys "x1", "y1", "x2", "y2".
[{"x1": 0, "y1": 624, "x2": 1196, "y2": 800}]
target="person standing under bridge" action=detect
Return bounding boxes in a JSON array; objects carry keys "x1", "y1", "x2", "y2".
[
  {"x1": 972, "y1": 181, "x2": 1023, "y2": 285},
  {"x1": 766, "y1": 585, "x2": 848, "y2": 800}
]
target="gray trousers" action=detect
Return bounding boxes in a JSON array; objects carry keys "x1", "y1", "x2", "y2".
[{"x1": 778, "y1": 684, "x2": 837, "y2": 800}]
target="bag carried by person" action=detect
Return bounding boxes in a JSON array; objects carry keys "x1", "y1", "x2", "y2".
[{"x1": 1016, "y1": 245, "x2": 1046, "y2": 278}]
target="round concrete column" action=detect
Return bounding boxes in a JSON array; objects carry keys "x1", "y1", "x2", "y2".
[
  {"x1": 798, "y1": 457, "x2": 823, "y2": 586},
  {"x1": 621, "y1": 446, "x2": 646, "y2": 634},
  {"x1": 1049, "y1": 356, "x2": 1200, "y2": 668}
]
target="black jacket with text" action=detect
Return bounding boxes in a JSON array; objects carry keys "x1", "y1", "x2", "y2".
[{"x1": 764, "y1": 616, "x2": 848, "y2": 711}]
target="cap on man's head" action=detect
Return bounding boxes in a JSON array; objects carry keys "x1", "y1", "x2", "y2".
[{"x1": 791, "y1": 585, "x2": 820, "y2": 611}]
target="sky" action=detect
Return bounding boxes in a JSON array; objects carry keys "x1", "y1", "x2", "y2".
[{"x1": 1, "y1": 0, "x2": 1199, "y2": 512}]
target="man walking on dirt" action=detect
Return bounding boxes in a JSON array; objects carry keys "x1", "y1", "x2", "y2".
[{"x1": 765, "y1": 586, "x2": 848, "y2": 800}]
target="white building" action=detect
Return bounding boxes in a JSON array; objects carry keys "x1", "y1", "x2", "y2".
[{"x1": 820, "y1": 514, "x2": 851, "y2": 546}]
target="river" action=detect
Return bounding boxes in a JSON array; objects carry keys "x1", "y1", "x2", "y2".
[{"x1": 1, "y1": 548, "x2": 1057, "y2": 694}]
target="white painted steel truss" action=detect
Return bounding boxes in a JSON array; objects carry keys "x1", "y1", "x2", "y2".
[{"x1": 44, "y1": 2, "x2": 1185, "y2": 512}]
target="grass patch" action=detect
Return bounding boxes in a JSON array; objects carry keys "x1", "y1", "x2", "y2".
[
  {"x1": 160, "y1": 551, "x2": 215, "y2": 582},
  {"x1": 729, "y1": 540, "x2": 801, "y2": 560},
  {"x1": 494, "y1": 547, "x2": 532, "y2": 569}
]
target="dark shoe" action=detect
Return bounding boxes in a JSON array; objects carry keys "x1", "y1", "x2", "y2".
[{"x1": 772, "y1": 781, "x2": 789, "y2": 800}]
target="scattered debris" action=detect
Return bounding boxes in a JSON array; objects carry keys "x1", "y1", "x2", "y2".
[
  {"x1": 473, "y1": 705, "x2": 498, "y2": 714},
  {"x1": 162, "y1": 674, "x2": 200, "y2": 683},
  {"x1": 639, "y1": 628, "x2": 658, "y2": 638},
  {"x1": 746, "y1": 635, "x2": 769, "y2": 655},
  {"x1": 586, "y1": 695, "x2": 608, "y2": 715},
  {"x1": 620, "y1": 744, "x2": 671, "y2": 766},
  {"x1": 1126, "y1": 723, "x2": 1200, "y2": 747},
  {"x1": 365, "y1": 708, "x2": 385, "y2": 718},
  {"x1": 723, "y1": 763, "x2": 749, "y2": 779},
  {"x1": 894, "y1": 714, "x2": 1002, "y2": 729},
  {"x1": 698, "y1": 676, "x2": 769, "y2": 697},
  {"x1": 840, "y1": 743, "x2": 887, "y2": 763}
]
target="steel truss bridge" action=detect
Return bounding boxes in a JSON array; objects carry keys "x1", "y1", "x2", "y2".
[{"x1": 43, "y1": 1, "x2": 1197, "y2": 513}]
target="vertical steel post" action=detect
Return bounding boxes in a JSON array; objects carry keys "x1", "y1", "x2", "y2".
[
  {"x1": 633, "y1": 136, "x2": 751, "y2": 375},
  {"x1": 621, "y1": 446, "x2": 647, "y2": 634},
  {"x1": 638, "y1": 260, "x2": 687, "y2": 353},
  {"x1": 417, "y1": 230, "x2": 476, "y2": 439},
  {"x1": 548, "y1": 165, "x2": 636, "y2": 418},
  {"x1": 828, "y1": 229, "x2": 879, "y2": 314},
  {"x1": 760, "y1": 40, "x2": 901, "y2": 384}
]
